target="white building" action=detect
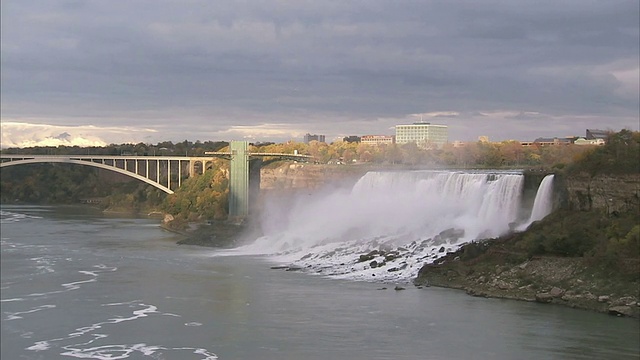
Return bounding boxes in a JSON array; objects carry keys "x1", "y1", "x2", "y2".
[
  {"x1": 395, "y1": 122, "x2": 448, "y2": 148},
  {"x1": 574, "y1": 137, "x2": 605, "y2": 146},
  {"x1": 361, "y1": 135, "x2": 394, "y2": 146}
]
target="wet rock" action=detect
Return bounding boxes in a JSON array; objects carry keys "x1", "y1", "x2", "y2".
[
  {"x1": 438, "y1": 228, "x2": 464, "y2": 241},
  {"x1": 163, "y1": 213, "x2": 174, "y2": 224},
  {"x1": 535, "y1": 292, "x2": 554, "y2": 303},
  {"x1": 394, "y1": 285, "x2": 406, "y2": 291},
  {"x1": 466, "y1": 288, "x2": 487, "y2": 297},
  {"x1": 384, "y1": 252, "x2": 400, "y2": 262},
  {"x1": 370, "y1": 260, "x2": 379, "y2": 268},
  {"x1": 608, "y1": 306, "x2": 634, "y2": 317},
  {"x1": 612, "y1": 296, "x2": 637, "y2": 306},
  {"x1": 285, "y1": 266, "x2": 303, "y2": 271},
  {"x1": 549, "y1": 287, "x2": 564, "y2": 298},
  {"x1": 466, "y1": 269, "x2": 475, "y2": 276},
  {"x1": 497, "y1": 281, "x2": 513, "y2": 290},
  {"x1": 359, "y1": 254, "x2": 375, "y2": 262}
]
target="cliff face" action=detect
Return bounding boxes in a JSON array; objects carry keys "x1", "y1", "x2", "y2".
[
  {"x1": 259, "y1": 163, "x2": 372, "y2": 191},
  {"x1": 559, "y1": 173, "x2": 640, "y2": 214}
]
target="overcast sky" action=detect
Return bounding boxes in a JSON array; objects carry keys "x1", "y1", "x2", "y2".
[{"x1": 1, "y1": 0, "x2": 638, "y2": 148}]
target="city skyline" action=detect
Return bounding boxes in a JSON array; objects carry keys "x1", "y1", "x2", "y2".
[{"x1": 1, "y1": 1, "x2": 638, "y2": 148}]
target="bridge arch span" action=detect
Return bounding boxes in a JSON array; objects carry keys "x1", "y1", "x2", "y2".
[{"x1": 0, "y1": 158, "x2": 174, "y2": 194}]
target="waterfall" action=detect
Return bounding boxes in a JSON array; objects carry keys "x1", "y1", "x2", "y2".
[
  {"x1": 231, "y1": 170, "x2": 530, "y2": 282},
  {"x1": 527, "y1": 174, "x2": 555, "y2": 223}
]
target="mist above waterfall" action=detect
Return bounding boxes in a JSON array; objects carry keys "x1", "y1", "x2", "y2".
[{"x1": 228, "y1": 170, "x2": 554, "y2": 282}]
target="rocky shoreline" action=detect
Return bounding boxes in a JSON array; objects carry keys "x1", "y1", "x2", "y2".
[
  {"x1": 161, "y1": 213, "x2": 257, "y2": 248},
  {"x1": 414, "y1": 244, "x2": 640, "y2": 318}
]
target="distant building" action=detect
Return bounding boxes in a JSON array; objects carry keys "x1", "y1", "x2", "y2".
[
  {"x1": 395, "y1": 122, "x2": 448, "y2": 148},
  {"x1": 361, "y1": 135, "x2": 394, "y2": 146},
  {"x1": 303, "y1": 133, "x2": 325, "y2": 144},
  {"x1": 574, "y1": 137, "x2": 605, "y2": 146},
  {"x1": 586, "y1": 129, "x2": 609, "y2": 141},
  {"x1": 532, "y1": 137, "x2": 573, "y2": 146},
  {"x1": 343, "y1": 135, "x2": 361, "y2": 143}
]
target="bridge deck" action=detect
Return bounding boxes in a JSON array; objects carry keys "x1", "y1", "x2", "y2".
[{"x1": 2, "y1": 144, "x2": 314, "y2": 218}]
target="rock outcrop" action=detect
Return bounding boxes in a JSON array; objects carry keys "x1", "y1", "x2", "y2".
[{"x1": 415, "y1": 253, "x2": 639, "y2": 317}]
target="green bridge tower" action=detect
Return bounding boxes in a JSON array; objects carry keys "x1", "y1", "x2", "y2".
[{"x1": 229, "y1": 141, "x2": 250, "y2": 221}]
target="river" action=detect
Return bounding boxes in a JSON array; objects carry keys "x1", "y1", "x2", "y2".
[{"x1": 1, "y1": 205, "x2": 639, "y2": 360}]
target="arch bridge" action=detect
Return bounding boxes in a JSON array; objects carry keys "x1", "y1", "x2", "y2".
[{"x1": 0, "y1": 141, "x2": 313, "y2": 219}]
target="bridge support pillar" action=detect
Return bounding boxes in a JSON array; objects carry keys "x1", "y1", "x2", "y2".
[
  {"x1": 189, "y1": 160, "x2": 197, "y2": 177},
  {"x1": 229, "y1": 141, "x2": 249, "y2": 221}
]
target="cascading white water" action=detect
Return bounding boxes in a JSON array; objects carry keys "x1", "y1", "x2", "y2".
[
  {"x1": 523, "y1": 174, "x2": 555, "y2": 227},
  {"x1": 232, "y1": 170, "x2": 531, "y2": 282}
]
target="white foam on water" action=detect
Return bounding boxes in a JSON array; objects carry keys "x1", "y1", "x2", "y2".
[
  {"x1": 30, "y1": 256, "x2": 57, "y2": 274},
  {"x1": 0, "y1": 210, "x2": 43, "y2": 224},
  {"x1": 5, "y1": 304, "x2": 56, "y2": 321},
  {"x1": 24, "y1": 264, "x2": 117, "y2": 298},
  {"x1": 231, "y1": 170, "x2": 553, "y2": 282},
  {"x1": 1, "y1": 297, "x2": 26, "y2": 303},
  {"x1": 25, "y1": 301, "x2": 219, "y2": 359},
  {"x1": 27, "y1": 341, "x2": 51, "y2": 351}
]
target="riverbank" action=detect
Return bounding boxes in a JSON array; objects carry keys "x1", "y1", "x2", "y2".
[
  {"x1": 414, "y1": 224, "x2": 640, "y2": 318},
  {"x1": 162, "y1": 215, "x2": 257, "y2": 249}
]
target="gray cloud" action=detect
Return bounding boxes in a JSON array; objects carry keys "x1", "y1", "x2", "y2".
[{"x1": 1, "y1": 0, "x2": 638, "y2": 146}]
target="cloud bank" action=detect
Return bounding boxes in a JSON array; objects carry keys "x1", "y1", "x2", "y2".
[{"x1": 1, "y1": 0, "x2": 638, "y2": 147}]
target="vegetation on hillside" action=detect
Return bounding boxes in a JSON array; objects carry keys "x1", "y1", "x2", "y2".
[
  {"x1": 0, "y1": 163, "x2": 165, "y2": 212},
  {"x1": 566, "y1": 129, "x2": 640, "y2": 176},
  {"x1": 160, "y1": 159, "x2": 230, "y2": 227}
]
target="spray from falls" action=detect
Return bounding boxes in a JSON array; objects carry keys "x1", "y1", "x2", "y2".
[{"x1": 232, "y1": 170, "x2": 544, "y2": 282}]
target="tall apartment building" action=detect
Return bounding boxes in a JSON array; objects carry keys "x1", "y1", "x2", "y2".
[
  {"x1": 395, "y1": 122, "x2": 448, "y2": 148},
  {"x1": 303, "y1": 133, "x2": 325, "y2": 143}
]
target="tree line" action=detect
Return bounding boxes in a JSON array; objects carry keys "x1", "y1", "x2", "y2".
[
  {"x1": 2, "y1": 134, "x2": 625, "y2": 170},
  {"x1": 2, "y1": 130, "x2": 637, "y2": 222}
]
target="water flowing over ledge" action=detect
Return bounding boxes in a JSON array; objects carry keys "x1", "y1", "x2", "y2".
[{"x1": 231, "y1": 170, "x2": 554, "y2": 282}]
